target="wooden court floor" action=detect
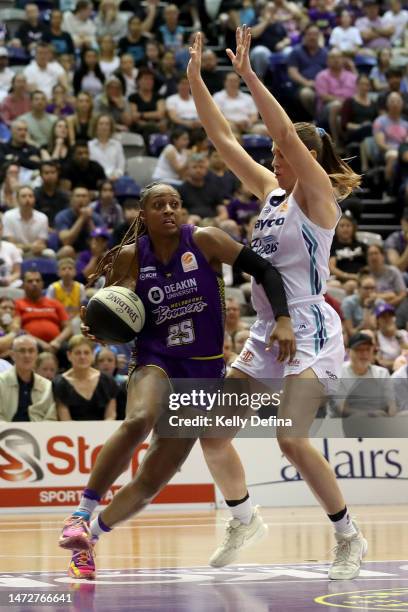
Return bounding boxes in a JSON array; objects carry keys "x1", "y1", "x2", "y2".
[{"x1": 1, "y1": 505, "x2": 406, "y2": 573}]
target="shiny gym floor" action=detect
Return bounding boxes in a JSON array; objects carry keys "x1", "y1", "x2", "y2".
[{"x1": 0, "y1": 505, "x2": 407, "y2": 611}]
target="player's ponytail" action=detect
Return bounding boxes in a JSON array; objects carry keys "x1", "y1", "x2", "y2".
[{"x1": 294, "y1": 122, "x2": 361, "y2": 200}]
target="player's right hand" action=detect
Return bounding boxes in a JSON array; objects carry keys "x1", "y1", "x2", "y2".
[
  {"x1": 79, "y1": 305, "x2": 102, "y2": 343},
  {"x1": 187, "y1": 32, "x2": 202, "y2": 81}
]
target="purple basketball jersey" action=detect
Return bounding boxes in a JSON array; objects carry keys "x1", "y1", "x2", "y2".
[{"x1": 135, "y1": 225, "x2": 225, "y2": 360}]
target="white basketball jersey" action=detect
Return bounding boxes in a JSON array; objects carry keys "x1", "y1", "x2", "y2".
[{"x1": 250, "y1": 191, "x2": 340, "y2": 319}]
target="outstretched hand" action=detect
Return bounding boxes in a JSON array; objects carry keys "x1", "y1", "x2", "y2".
[
  {"x1": 226, "y1": 25, "x2": 253, "y2": 79},
  {"x1": 187, "y1": 31, "x2": 202, "y2": 81}
]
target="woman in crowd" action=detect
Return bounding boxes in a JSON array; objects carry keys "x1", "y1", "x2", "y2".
[
  {"x1": 341, "y1": 74, "x2": 377, "y2": 144},
  {"x1": 36, "y1": 351, "x2": 59, "y2": 381},
  {"x1": 46, "y1": 84, "x2": 74, "y2": 118},
  {"x1": 53, "y1": 334, "x2": 118, "y2": 420},
  {"x1": 0, "y1": 162, "x2": 20, "y2": 210},
  {"x1": 48, "y1": 119, "x2": 73, "y2": 166},
  {"x1": 94, "y1": 76, "x2": 131, "y2": 130},
  {"x1": 62, "y1": 0, "x2": 97, "y2": 50},
  {"x1": 98, "y1": 34, "x2": 121, "y2": 78},
  {"x1": 89, "y1": 114, "x2": 126, "y2": 180},
  {"x1": 329, "y1": 212, "x2": 367, "y2": 283},
  {"x1": 73, "y1": 48, "x2": 105, "y2": 97},
  {"x1": 67, "y1": 91, "x2": 94, "y2": 143},
  {"x1": 0, "y1": 74, "x2": 30, "y2": 126},
  {"x1": 94, "y1": 345, "x2": 127, "y2": 419},
  {"x1": 95, "y1": 0, "x2": 127, "y2": 41},
  {"x1": 152, "y1": 127, "x2": 189, "y2": 185},
  {"x1": 129, "y1": 68, "x2": 166, "y2": 143},
  {"x1": 370, "y1": 48, "x2": 392, "y2": 92},
  {"x1": 114, "y1": 54, "x2": 138, "y2": 97}
]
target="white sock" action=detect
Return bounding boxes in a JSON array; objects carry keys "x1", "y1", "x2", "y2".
[
  {"x1": 90, "y1": 514, "x2": 111, "y2": 539},
  {"x1": 331, "y1": 509, "x2": 357, "y2": 536},
  {"x1": 226, "y1": 495, "x2": 253, "y2": 525}
]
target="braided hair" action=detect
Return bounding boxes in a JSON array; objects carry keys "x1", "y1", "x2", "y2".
[{"x1": 88, "y1": 182, "x2": 166, "y2": 287}]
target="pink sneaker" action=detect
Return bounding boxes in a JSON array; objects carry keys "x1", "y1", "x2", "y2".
[
  {"x1": 59, "y1": 515, "x2": 92, "y2": 551},
  {"x1": 68, "y1": 545, "x2": 96, "y2": 580}
]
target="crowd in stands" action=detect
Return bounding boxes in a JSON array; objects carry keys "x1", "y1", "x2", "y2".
[{"x1": 0, "y1": 0, "x2": 407, "y2": 422}]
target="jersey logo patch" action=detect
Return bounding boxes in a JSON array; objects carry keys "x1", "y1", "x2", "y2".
[
  {"x1": 240, "y1": 349, "x2": 254, "y2": 363},
  {"x1": 181, "y1": 251, "x2": 198, "y2": 272},
  {"x1": 148, "y1": 286, "x2": 165, "y2": 304}
]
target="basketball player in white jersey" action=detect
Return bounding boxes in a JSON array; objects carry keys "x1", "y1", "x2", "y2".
[{"x1": 187, "y1": 28, "x2": 368, "y2": 580}]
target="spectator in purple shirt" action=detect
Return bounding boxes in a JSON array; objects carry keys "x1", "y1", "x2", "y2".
[
  {"x1": 287, "y1": 24, "x2": 328, "y2": 118},
  {"x1": 308, "y1": 0, "x2": 337, "y2": 42}
]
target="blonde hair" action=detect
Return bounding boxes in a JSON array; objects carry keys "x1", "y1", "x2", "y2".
[
  {"x1": 67, "y1": 334, "x2": 94, "y2": 351},
  {"x1": 294, "y1": 122, "x2": 361, "y2": 199}
]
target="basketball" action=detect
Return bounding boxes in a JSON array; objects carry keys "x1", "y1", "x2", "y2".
[{"x1": 85, "y1": 286, "x2": 145, "y2": 344}]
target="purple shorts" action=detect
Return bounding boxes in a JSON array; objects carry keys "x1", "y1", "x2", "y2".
[{"x1": 132, "y1": 351, "x2": 226, "y2": 380}]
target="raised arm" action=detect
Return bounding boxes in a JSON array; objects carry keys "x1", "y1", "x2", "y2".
[
  {"x1": 187, "y1": 33, "x2": 278, "y2": 202},
  {"x1": 227, "y1": 26, "x2": 338, "y2": 228}
]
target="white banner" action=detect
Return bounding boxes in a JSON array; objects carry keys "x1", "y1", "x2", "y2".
[
  {"x1": 216, "y1": 437, "x2": 408, "y2": 507},
  {"x1": 0, "y1": 422, "x2": 214, "y2": 511}
]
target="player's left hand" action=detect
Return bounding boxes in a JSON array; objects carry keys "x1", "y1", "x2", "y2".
[{"x1": 267, "y1": 316, "x2": 296, "y2": 363}]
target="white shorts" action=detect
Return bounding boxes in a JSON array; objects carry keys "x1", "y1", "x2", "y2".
[{"x1": 232, "y1": 300, "x2": 344, "y2": 392}]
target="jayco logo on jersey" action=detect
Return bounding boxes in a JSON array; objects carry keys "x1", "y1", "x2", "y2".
[
  {"x1": 148, "y1": 286, "x2": 165, "y2": 304},
  {"x1": 254, "y1": 217, "x2": 285, "y2": 231}
]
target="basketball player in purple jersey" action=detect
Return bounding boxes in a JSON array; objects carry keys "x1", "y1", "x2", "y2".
[
  {"x1": 58, "y1": 181, "x2": 296, "y2": 578},
  {"x1": 187, "y1": 29, "x2": 367, "y2": 580}
]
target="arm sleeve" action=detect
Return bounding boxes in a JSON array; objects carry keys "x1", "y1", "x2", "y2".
[{"x1": 234, "y1": 246, "x2": 289, "y2": 319}]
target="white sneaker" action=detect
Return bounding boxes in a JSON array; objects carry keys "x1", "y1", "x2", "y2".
[
  {"x1": 328, "y1": 521, "x2": 368, "y2": 580},
  {"x1": 209, "y1": 507, "x2": 268, "y2": 568}
]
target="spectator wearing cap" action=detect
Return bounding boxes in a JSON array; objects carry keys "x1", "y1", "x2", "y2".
[
  {"x1": 337, "y1": 332, "x2": 397, "y2": 417},
  {"x1": 2, "y1": 186, "x2": 49, "y2": 258},
  {"x1": 90, "y1": 180, "x2": 124, "y2": 230},
  {"x1": 329, "y1": 213, "x2": 367, "y2": 283},
  {"x1": 355, "y1": 0, "x2": 394, "y2": 50},
  {"x1": 0, "y1": 49, "x2": 13, "y2": 104},
  {"x1": 384, "y1": 208, "x2": 408, "y2": 283},
  {"x1": 287, "y1": 24, "x2": 328, "y2": 118},
  {"x1": 15, "y1": 271, "x2": 72, "y2": 353},
  {"x1": 60, "y1": 141, "x2": 106, "y2": 194},
  {"x1": 88, "y1": 114, "x2": 125, "y2": 181},
  {"x1": 375, "y1": 303, "x2": 408, "y2": 371},
  {"x1": 55, "y1": 186, "x2": 104, "y2": 253},
  {"x1": 342, "y1": 270, "x2": 384, "y2": 337},
  {"x1": 23, "y1": 42, "x2": 67, "y2": 101},
  {"x1": 76, "y1": 227, "x2": 110, "y2": 283},
  {"x1": 0, "y1": 335, "x2": 56, "y2": 422},
  {"x1": 366, "y1": 244, "x2": 407, "y2": 308}
]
